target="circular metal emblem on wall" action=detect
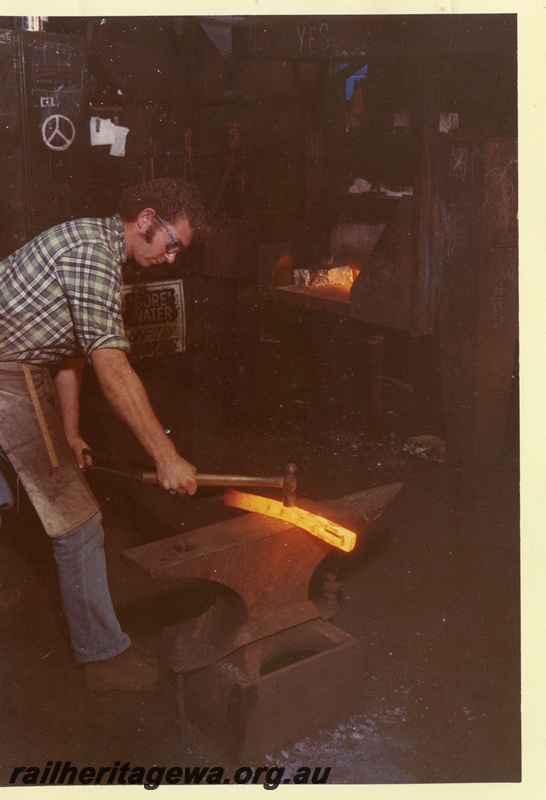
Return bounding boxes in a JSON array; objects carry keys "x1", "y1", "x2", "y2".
[{"x1": 41, "y1": 114, "x2": 76, "y2": 151}]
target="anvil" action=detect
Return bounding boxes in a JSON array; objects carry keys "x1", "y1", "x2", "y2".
[{"x1": 122, "y1": 482, "x2": 403, "y2": 674}]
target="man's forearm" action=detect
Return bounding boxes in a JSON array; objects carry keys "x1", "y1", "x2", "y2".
[
  {"x1": 50, "y1": 357, "x2": 89, "y2": 467},
  {"x1": 90, "y1": 348, "x2": 196, "y2": 494},
  {"x1": 89, "y1": 348, "x2": 177, "y2": 463},
  {"x1": 51, "y1": 357, "x2": 85, "y2": 439}
]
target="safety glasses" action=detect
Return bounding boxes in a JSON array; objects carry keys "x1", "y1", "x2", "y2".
[{"x1": 155, "y1": 213, "x2": 185, "y2": 255}]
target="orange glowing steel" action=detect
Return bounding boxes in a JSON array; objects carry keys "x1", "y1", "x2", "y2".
[{"x1": 223, "y1": 490, "x2": 357, "y2": 552}]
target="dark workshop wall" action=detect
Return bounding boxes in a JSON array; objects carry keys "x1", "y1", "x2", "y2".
[{"x1": 0, "y1": 14, "x2": 518, "y2": 478}]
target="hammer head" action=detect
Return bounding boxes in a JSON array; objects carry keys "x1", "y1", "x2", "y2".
[{"x1": 282, "y1": 463, "x2": 298, "y2": 507}]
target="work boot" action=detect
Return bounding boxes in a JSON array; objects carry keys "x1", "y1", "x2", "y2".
[
  {"x1": 0, "y1": 588, "x2": 23, "y2": 612},
  {"x1": 84, "y1": 645, "x2": 157, "y2": 691}
]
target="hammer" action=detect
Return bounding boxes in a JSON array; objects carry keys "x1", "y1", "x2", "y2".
[
  {"x1": 83, "y1": 450, "x2": 297, "y2": 507},
  {"x1": 190, "y1": 463, "x2": 297, "y2": 507}
]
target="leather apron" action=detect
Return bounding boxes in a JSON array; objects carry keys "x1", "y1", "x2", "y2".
[{"x1": 0, "y1": 362, "x2": 100, "y2": 538}]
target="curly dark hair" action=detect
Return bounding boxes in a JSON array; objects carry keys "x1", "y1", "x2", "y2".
[{"x1": 118, "y1": 178, "x2": 209, "y2": 241}]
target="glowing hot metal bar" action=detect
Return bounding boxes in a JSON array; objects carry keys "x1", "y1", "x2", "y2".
[{"x1": 223, "y1": 489, "x2": 357, "y2": 552}]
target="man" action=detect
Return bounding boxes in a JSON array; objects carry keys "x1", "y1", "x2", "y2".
[{"x1": 0, "y1": 178, "x2": 208, "y2": 690}]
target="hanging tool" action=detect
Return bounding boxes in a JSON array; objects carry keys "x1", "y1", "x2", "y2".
[
  {"x1": 183, "y1": 128, "x2": 194, "y2": 183},
  {"x1": 211, "y1": 116, "x2": 245, "y2": 217}
]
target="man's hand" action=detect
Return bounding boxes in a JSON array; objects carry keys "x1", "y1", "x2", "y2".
[
  {"x1": 65, "y1": 433, "x2": 92, "y2": 470},
  {"x1": 155, "y1": 454, "x2": 197, "y2": 496}
]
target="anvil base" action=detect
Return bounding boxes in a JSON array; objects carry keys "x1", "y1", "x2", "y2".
[{"x1": 178, "y1": 618, "x2": 364, "y2": 760}]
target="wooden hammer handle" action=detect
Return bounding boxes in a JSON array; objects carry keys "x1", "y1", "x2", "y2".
[
  {"x1": 84, "y1": 450, "x2": 296, "y2": 503},
  {"x1": 141, "y1": 472, "x2": 284, "y2": 488}
]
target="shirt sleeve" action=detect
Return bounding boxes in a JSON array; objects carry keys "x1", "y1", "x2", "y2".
[{"x1": 55, "y1": 243, "x2": 131, "y2": 359}]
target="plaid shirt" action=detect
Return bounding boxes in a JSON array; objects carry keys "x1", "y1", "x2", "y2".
[{"x1": 0, "y1": 215, "x2": 130, "y2": 364}]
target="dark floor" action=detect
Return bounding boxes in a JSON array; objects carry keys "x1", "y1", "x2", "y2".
[{"x1": 0, "y1": 325, "x2": 520, "y2": 786}]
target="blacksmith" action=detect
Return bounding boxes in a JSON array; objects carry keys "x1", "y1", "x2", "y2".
[{"x1": 0, "y1": 178, "x2": 208, "y2": 689}]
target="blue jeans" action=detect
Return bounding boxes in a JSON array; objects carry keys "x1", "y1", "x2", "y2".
[{"x1": 52, "y1": 512, "x2": 131, "y2": 664}]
